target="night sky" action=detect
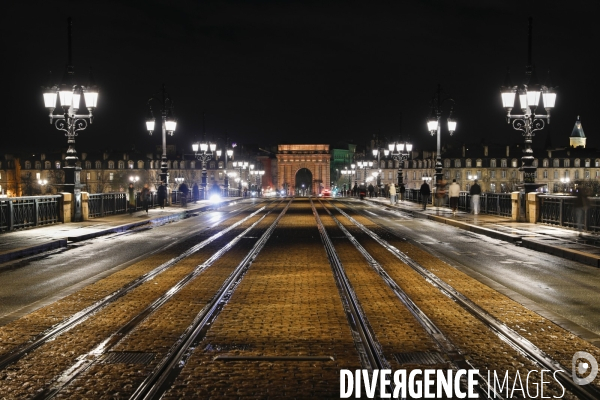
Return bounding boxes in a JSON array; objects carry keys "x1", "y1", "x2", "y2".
[{"x1": 2, "y1": 0, "x2": 598, "y2": 156}]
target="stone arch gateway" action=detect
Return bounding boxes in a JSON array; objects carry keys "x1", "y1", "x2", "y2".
[{"x1": 276, "y1": 144, "x2": 330, "y2": 196}]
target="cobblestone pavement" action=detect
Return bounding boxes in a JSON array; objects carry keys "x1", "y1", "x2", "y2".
[
  {"x1": 0, "y1": 198, "x2": 598, "y2": 399},
  {"x1": 0, "y1": 203, "x2": 269, "y2": 398},
  {"x1": 331, "y1": 202, "x2": 600, "y2": 397}
]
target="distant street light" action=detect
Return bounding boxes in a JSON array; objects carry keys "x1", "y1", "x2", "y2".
[
  {"x1": 192, "y1": 140, "x2": 216, "y2": 198},
  {"x1": 356, "y1": 160, "x2": 373, "y2": 185},
  {"x1": 129, "y1": 176, "x2": 139, "y2": 189},
  {"x1": 42, "y1": 17, "x2": 98, "y2": 222},
  {"x1": 146, "y1": 85, "x2": 177, "y2": 185},
  {"x1": 427, "y1": 84, "x2": 456, "y2": 185},
  {"x1": 500, "y1": 18, "x2": 557, "y2": 193},
  {"x1": 388, "y1": 141, "x2": 412, "y2": 190},
  {"x1": 215, "y1": 143, "x2": 234, "y2": 196},
  {"x1": 560, "y1": 177, "x2": 570, "y2": 194},
  {"x1": 232, "y1": 160, "x2": 249, "y2": 194}
]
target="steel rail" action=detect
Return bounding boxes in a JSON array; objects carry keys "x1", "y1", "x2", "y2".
[
  {"x1": 0, "y1": 201, "x2": 275, "y2": 371},
  {"x1": 130, "y1": 199, "x2": 292, "y2": 400},
  {"x1": 34, "y1": 200, "x2": 284, "y2": 399},
  {"x1": 319, "y1": 200, "x2": 496, "y2": 399},
  {"x1": 332, "y1": 201, "x2": 600, "y2": 400},
  {"x1": 310, "y1": 199, "x2": 390, "y2": 378}
]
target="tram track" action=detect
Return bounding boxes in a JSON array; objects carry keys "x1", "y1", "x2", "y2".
[
  {"x1": 315, "y1": 198, "x2": 494, "y2": 398},
  {"x1": 31, "y1": 200, "x2": 290, "y2": 399},
  {"x1": 328, "y1": 199, "x2": 600, "y2": 399},
  {"x1": 0, "y1": 200, "x2": 285, "y2": 398},
  {"x1": 2, "y1": 197, "x2": 599, "y2": 398}
]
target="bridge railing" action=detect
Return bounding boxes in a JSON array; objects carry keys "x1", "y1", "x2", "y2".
[
  {"x1": 538, "y1": 195, "x2": 600, "y2": 232},
  {"x1": 403, "y1": 189, "x2": 511, "y2": 217},
  {"x1": 0, "y1": 195, "x2": 62, "y2": 232}
]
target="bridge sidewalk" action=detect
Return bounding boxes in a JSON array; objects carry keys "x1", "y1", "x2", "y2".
[
  {"x1": 363, "y1": 196, "x2": 600, "y2": 268},
  {"x1": 0, "y1": 198, "x2": 241, "y2": 265}
]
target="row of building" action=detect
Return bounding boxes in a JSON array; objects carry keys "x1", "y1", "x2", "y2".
[{"x1": 1, "y1": 117, "x2": 597, "y2": 197}]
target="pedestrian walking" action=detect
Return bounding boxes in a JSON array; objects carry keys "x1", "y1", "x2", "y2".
[
  {"x1": 389, "y1": 183, "x2": 396, "y2": 205},
  {"x1": 399, "y1": 184, "x2": 406, "y2": 202},
  {"x1": 368, "y1": 183, "x2": 375, "y2": 198},
  {"x1": 157, "y1": 182, "x2": 167, "y2": 209},
  {"x1": 449, "y1": 179, "x2": 460, "y2": 216},
  {"x1": 179, "y1": 181, "x2": 189, "y2": 207},
  {"x1": 470, "y1": 179, "x2": 481, "y2": 215},
  {"x1": 420, "y1": 180, "x2": 431, "y2": 210},
  {"x1": 574, "y1": 187, "x2": 590, "y2": 236},
  {"x1": 141, "y1": 184, "x2": 151, "y2": 214},
  {"x1": 128, "y1": 183, "x2": 136, "y2": 214}
]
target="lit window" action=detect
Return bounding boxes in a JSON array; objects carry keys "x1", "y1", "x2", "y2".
[{"x1": 109, "y1": 173, "x2": 114, "y2": 181}]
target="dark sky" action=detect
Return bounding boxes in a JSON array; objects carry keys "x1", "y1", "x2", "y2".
[{"x1": 2, "y1": 0, "x2": 598, "y2": 156}]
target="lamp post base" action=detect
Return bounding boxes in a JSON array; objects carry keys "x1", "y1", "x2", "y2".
[{"x1": 63, "y1": 166, "x2": 83, "y2": 222}]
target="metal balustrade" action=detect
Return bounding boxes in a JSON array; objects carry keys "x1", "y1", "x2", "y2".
[
  {"x1": 88, "y1": 193, "x2": 128, "y2": 218},
  {"x1": 538, "y1": 195, "x2": 600, "y2": 232},
  {"x1": 403, "y1": 189, "x2": 511, "y2": 216},
  {"x1": 0, "y1": 195, "x2": 61, "y2": 232}
]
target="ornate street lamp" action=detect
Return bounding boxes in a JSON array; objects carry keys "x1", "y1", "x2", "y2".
[
  {"x1": 146, "y1": 85, "x2": 176, "y2": 185},
  {"x1": 192, "y1": 140, "x2": 216, "y2": 198},
  {"x1": 427, "y1": 84, "x2": 456, "y2": 185},
  {"x1": 341, "y1": 164, "x2": 357, "y2": 196},
  {"x1": 388, "y1": 141, "x2": 412, "y2": 189},
  {"x1": 356, "y1": 160, "x2": 373, "y2": 184},
  {"x1": 232, "y1": 161, "x2": 246, "y2": 194},
  {"x1": 372, "y1": 147, "x2": 388, "y2": 194},
  {"x1": 500, "y1": 18, "x2": 556, "y2": 194},
  {"x1": 215, "y1": 143, "x2": 234, "y2": 196},
  {"x1": 42, "y1": 17, "x2": 99, "y2": 222},
  {"x1": 129, "y1": 176, "x2": 139, "y2": 189}
]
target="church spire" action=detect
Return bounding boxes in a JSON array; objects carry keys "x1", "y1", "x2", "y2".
[{"x1": 569, "y1": 115, "x2": 586, "y2": 148}]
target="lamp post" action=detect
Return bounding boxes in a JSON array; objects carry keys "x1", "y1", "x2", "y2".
[
  {"x1": 427, "y1": 84, "x2": 457, "y2": 185},
  {"x1": 232, "y1": 161, "x2": 249, "y2": 195},
  {"x1": 192, "y1": 140, "x2": 216, "y2": 199},
  {"x1": 38, "y1": 179, "x2": 48, "y2": 194},
  {"x1": 388, "y1": 141, "x2": 412, "y2": 190},
  {"x1": 500, "y1": 18, "x2": 557, "y2": 194},
  {"x1": 146, "y1": 85, "x2": 177, "y2": 185},
  {"x1": 215, "y1": 144, "x2": 234, "y2": 196},
  {"x1": 356, "y1": 160, "x2": 373, "y2": 184},
  {"x1": 560, "y1": 177, "x2": 570, "y2": 194},
  {"x1": 42, "y1": 17, "x2": 98, "y2": 222},
  {"x1": 129, "y1": 176, "x2": 139, "y2": 188},
  {"x1": 372, "y1": 148, "x2": 387, "y2": 195}
]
